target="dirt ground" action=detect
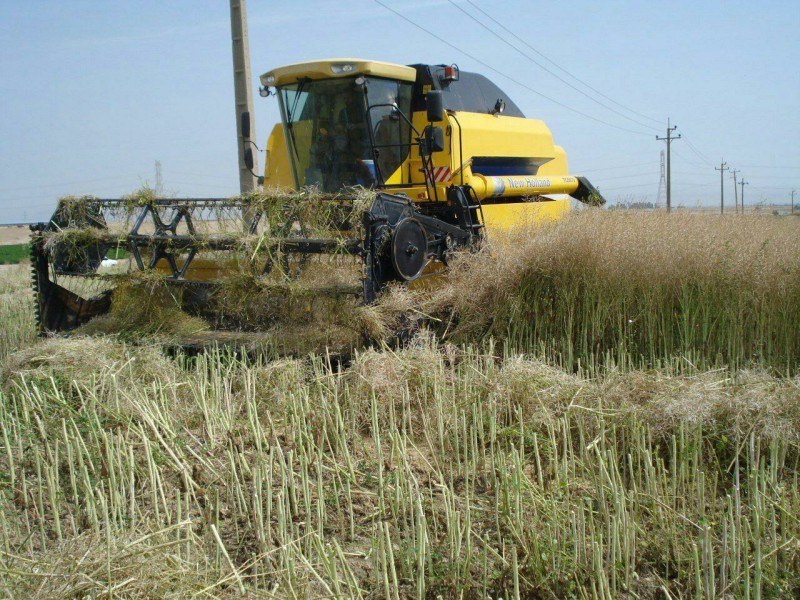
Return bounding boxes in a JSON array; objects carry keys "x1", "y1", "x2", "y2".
[{"x1": 0, "y1": 225, "x2": 32, "y2": 245}]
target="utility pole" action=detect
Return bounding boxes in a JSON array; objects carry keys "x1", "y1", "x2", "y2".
[
  {"x1": 230, "y1": 0, "x2": 257, "y2": 194},
  {"x1": 792, "y1": 189, "x2": 796, "y2": 214},
  {"x1": 739, "y1": 179, "x2": 748, "y2": 213},
  {"x1": 656, "y1": 150, "x2": 666, "y2": 207},
  {"x1": 731, "y1": 169, "x2": 739, "y2": 214},
  {"x1": 155, "y1": 160, "x2": 163, "y2": 196},
  {"x1": 656, "y1": 119, "x2": 680, "y2": 213},
  {"x1": 715, "y1": 160, "x2": 729, "y2": 215}
]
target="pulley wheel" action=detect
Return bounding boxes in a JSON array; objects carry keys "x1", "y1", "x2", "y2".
[{"x1": 391, "y1": 218, "x2": 428, "y2": 281}]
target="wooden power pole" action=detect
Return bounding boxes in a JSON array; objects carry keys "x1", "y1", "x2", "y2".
[
  {"x1": 715, "y1": 160, "x2": 729, "y2": 215},
  {"x1": 656, "y1": 119, "x2": 680, "y2": 213},
  {"x1": 230, "y1": 0, "x2": 257, "y2": 194}
]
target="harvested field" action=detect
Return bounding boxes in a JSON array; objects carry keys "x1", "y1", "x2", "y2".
[
  {"x1": 0, "y1": 335, "x2": 798, "y2": 598},
  {"x1": 0, "y1": 225, "x2": 33, "y2": 246},
  {"x1": 0, "y1": 264, "x2": 36, "y2": 360}
]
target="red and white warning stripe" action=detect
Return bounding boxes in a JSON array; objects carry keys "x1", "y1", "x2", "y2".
[{"x1": 426, "y1": 166, "x2": 451, "y2": 184}]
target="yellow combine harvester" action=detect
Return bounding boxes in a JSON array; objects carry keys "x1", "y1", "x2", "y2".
[
  {"x1": 258, "y1": 59, "x2": 601, "y2": 226},
  {"x1": 31, "y1": 58, "x2": 604, "y2": 337}
]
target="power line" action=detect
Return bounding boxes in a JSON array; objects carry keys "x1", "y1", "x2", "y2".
[
  {"x1": 446, "y1": 0, "x2": 660, "y2": 132},
  {"x1": 462, "y1": 0, "x2": 662, "y2": 126},
  {"x1": 682, "y1": 135, "x2": 715, "y2": 167},
  {"x1": 670, "y1": 149, "x2": 709, "y2": 170},
  {"x1": 373, "y1": 0, "x2": 655, "y2": 137}
]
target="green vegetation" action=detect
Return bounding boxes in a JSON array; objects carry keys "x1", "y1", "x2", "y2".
[
  {"x1": 0, "y1": 210, "x2": 797, "y2": 597},
  {"x1": 0, "y1": 243, "x2": 29, "y2": 265},
  {"x1": 105, "y1": 246, "x2": 129, "y2": 259},
  {"x1": 0, "y1": 242, "x2": 126, "y2": 265}
]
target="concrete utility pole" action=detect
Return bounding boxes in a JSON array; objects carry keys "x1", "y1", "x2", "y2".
[
  {"x1": 739, "y1": 179, "x2": 748, "y2": 213},
  {"x1": 656, "y1": 119, "x2": 680, "y2": 213},
  {"x1": 155, "y1": 160, "x2": 163, "y2": 196},
  {"x1": 792, "y1": 189, "x2": 796, "y2": 214},
  {"x1": 715, "y1": 160, "x2": 729, "y2": 215},
  {"x1": 731, "y1": 169, "x2": 739, "y2": 214},
  {"x1": 230, "y1": 0, "x2": 257, "y2": 194}
]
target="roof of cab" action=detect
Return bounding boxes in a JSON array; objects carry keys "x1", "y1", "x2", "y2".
[{"x1": 260, "y1": 59, "x2": 418, "y2": 87}]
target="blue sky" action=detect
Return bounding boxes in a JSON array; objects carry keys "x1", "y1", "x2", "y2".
[{"x1": 0, "y1": 0, "x2": 798, "y2": 223}]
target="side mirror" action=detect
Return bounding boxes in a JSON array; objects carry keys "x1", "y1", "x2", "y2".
[
  {"x1": 490, "y1": 99, "x2": 506, "y2": 115},
  {"x1": 423, "y1": 125, "x2": 445, "y2": 154},
  {"x1": 243, "y1": 146, "x2": 254, "y2": 171},
  {"x1": 426, "y1": 90, "x2": 444, "y2": 123},
  {"x1": 240, "y1": 111, "x2": 251, "y2": 139}
]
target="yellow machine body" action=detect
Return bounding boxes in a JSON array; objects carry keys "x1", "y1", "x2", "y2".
[{"x1": 259, "y1": 59, "x2": 596, "y2": 234}]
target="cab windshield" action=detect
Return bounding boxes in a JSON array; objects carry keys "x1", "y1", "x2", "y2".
[{"x1": 279, "y1": 76, "x2": 413, "y2": 192}]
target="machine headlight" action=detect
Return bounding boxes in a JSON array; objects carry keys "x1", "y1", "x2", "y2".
[
  {"x1": 263, "y1": 74, "x2": 276, "y2": 85},
  {"x1": 330, "y1": 63, "x2": 356, "y2": 74}
]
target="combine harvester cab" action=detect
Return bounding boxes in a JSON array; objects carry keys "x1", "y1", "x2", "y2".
[{"x1": 31, "y1": 58, "x2": 604, "y2": 352}]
